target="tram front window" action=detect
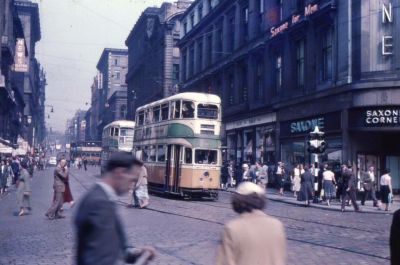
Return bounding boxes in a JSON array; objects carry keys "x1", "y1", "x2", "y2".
[
  {"x1": 195, "y1": 149, "x2": 217, "y2": 164},
  {"x1": 120, "y1": 128, "x2": 134, "y2": 137},
  {"x1": 197, "y1": 104, "x2": 218, "y2": 119},
  {"x1": 182, "y1": 101, "x2": 195, "y2": 118}
]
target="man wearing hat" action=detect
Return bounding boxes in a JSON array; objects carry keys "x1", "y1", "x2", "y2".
[
  {"x1": 340, "y1": 163, "x2": 361, "y2": 212},
  {"x1": 216, "y1": 182, "x2": 286, "y2": 265}
]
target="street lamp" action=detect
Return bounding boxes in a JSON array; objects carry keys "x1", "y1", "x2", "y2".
[{"x1": 45, "y1": 104, "x2": 54, "y2": 113}]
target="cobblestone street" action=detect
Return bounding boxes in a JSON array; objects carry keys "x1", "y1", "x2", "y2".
[{"x1": 0, "y1": 167, "x2": 394, "y2": 265}]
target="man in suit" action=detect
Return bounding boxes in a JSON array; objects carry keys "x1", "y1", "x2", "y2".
[
  {"x1": 45, "y1": 159, "x2": 68, "y2": 219},
  {"x1": 216, "y1": 182, "x2": 286, "y2": 265},
  {"x1": 361, "y1": 166, "x2": 378, "y2": 207},
  {"x1": 341, "y1": 164, "x2": 361, "y2": 212},
  {"x1": 390, "y1": 209, "x2": 400, "y2": 265},
  {"x1": 74, "y1": 152, "x2": 155, "y2": 265}
]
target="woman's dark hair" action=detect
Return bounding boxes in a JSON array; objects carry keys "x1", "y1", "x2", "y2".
[
  {"x1": 384, "y1": 168, "x2": 391, "y2": 174},
  {"x1": 20, "y1": 159, "x2": 29, "y2": 169},
  {"x1": 105, "y1": 152, "x2": 143, "y2": 173},
  {"x1": 231, "y1": 192, "x2": 266, "y2": 214}
]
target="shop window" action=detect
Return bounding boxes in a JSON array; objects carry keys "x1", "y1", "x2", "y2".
[
  {"x1": 161, "y1": 103, "x2": 169, "y2": 120},
  {"x1": 281, "y1": 141, "x2": 305, "y2": 166},
  {"x1": 195, "y1": 149, "x2": 217, "y2": 164},
  {"x1": 182, "y1": 101, "x2": 195, "y2": 118},
  {"x1": 157, "y1": 145, "x2": 166, "y2": 162},
  {"x1": 185, "y1": 148, "x2": 193, "y2": 164}
]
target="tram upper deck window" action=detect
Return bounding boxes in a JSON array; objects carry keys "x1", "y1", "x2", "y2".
[
  {"x1": 145, "y1": 109, "x2": 152, "y2": 124},
  {"x1": 120, "y1": 128, "x2": 134, "y2": 137},
  {"x1": 161, "y1": 104, "x2": 169, "y2": 120},
  {"x1": 182, "y1": 101, "x2": 195, "y2": 118},
  {"x1": 114, "y1": 128, "x2": 119, "y2": 136},
  {"x1": 138, "y1": 111, "x2": 144, "y2": 125},
  {"x1": 195, "y1": 149, "x2": 217, "y2": 164},
  {"x1": 197, "y1": 104, "x2": 219, "y2": 119},
  {"x1": 173, "y1": 100, "x2": 181, "y2": 119},
  {"x1": 153, "y1": 106, "x2": 161, "y2": 122}
]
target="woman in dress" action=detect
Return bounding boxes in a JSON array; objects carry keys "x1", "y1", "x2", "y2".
[
  {"x1": 298, "y1": 165, "x2": 314, "y2": 206},
  {"x1": 292, "y1": 164, "x2": 301, "y2": 198},
  {"x1": 134, "y1": 166, "x2": 149, "y2": 208},
  {"x1": 17, "y1": 160, "x2": 32, "y2": 216},
  {"x1": 380, "y1": 169, "x2": 392, "y2": 211},
  {"x1": 322, "y1": 166, "x2": 336, "y2": 206}
]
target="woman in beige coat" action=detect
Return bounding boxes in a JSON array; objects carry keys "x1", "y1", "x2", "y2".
[{"x1": 217, "y1": 182, "x2": 286, "y2": 265}]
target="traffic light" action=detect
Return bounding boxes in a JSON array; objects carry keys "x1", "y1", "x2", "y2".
[{"x1": 307, "y1": 126, "x2": 326, "y2": 154}]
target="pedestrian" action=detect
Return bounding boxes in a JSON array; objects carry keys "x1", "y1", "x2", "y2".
[
  {"x1": 322, "y1": 166, "x2": 336, "y2": 206},
  {"x1": 216, "y1": 182, "x2": 286, "y2": 265},
  {"x1": 257, "y1": 162, "x2": 268, "y2": 189},
  {"x1": 45, "y1": 159, "x2": 68, "y2": 220},
  {"x1": 340, "y1": 164, "x2": 361, "y2": 212},
  {"x1": 276, "y1": 162, "x2": 285, "y2": 196},
  {"x1": 379, "y1": 169, "x2": 393, "y2": 211},
  {"x1": 297, "y1": 165, "x2": 314, "y2": 206},
  {"x1": 249, "y1": 162, "x2": 258, "y2": 183},
  {"x1": 0, "y1": 160, "x2": 6, "y2": 194},
  {"x1": 291, "y1": 164, "x2": 301, "y2": 198},
  {"x1": 317, "y1": 164, "x2": 327, "y2": 201},
  {"x1": 235, "y1": 164, "x2": 243, "y2": 185},
  {"x1": 74, "y1": 152, "x2": 155, "y2": 265},
  {"x1": 220, "y1": 162, "x2": 229, "y2": 190},
  {"x1": 83, "y1": 156, "x2": 88, "y2": 171},
  {"x1": 242, "y1": 163, "x2": 250, "y2": 182},
  {"x1": 28, "y1": 156, "x2": 34, "y2": 178},
  {"x1": 227, "y1": 161, "x2": 235, "y2": 188},
  {"x1": 11, "y1": 157, "x2": 20, "y2": 185},
  {"x1": 133, "y1": 165, "x2": 149, "y2": 208},
  {"x1": 17, "y1": 159, "x2": 32, "y2": 216},
  {"x1": 361, "y1": 166, "x2": 379, "y2": 207},
  {"x1": 390, "y1": 209, "x2": 400, "y2": 265},
  {"x1": 5, "y1": 160, "x2": 14, "y2": 191}
]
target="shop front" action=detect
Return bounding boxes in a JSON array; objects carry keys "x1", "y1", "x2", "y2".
[
  {"x1": 225, "y1": 113, "x2": 276, "y2": 166},
  {"x1": 349, "y1": 106, "x2": 400, "y2": 194},
  {"x1": 279, "y1": 111, "x2": 343, "y2": 167}
]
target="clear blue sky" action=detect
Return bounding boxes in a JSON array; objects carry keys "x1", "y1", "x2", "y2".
[{"x1": 35, "y1": 0, "x2": 172, "y2": 132}]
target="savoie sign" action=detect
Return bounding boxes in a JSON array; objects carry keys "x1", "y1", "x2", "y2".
[{"x1": 291, "y1": 118, "x2": 324, "y2": 134}]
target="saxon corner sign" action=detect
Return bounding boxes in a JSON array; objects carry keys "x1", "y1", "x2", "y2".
[
  {"x1": 270, "y1": 3, "x2": 319, "y2": 38},
  {"x1": 349, "y1": 107, "x2": 400, "y2": 128}
]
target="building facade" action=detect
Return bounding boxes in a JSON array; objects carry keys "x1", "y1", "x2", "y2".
[
  {"x1": 125, "y1": 1, "x2": 192, "y2": 119},
  {"x1": 179, "y1": 0, "x2": 400, "y2": 193},
  {"x1": 95, "y1": 48, "x2": 128, "y2": 140}
]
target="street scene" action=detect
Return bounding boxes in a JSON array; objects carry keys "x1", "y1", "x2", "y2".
[{"x1": 1, "y1": 0, "x2": 400, "y2": 264}]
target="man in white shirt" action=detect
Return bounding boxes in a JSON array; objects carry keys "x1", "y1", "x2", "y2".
[{"x1": 361, "y1": 166, "x2": 378, "y2": 207}]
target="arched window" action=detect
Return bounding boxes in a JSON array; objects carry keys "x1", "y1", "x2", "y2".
[{"x1": 120, "y1": 105, "x2": 127, "y2": 120}]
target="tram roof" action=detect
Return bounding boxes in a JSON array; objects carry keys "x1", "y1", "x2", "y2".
[
  {"x1": 137, "y1": 92, "x2": 221, "y2": 111},
  {"x1": 104, "y1": 120, "x2": 135, "y2": 129}
]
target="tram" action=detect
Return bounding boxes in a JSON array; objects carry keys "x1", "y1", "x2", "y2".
[
  {"x1": 101, "y1": 120, "x2": 135, "y2": 173},
  {"x1": 133, "y1": 92, "x2": 222, "y2": 199}
]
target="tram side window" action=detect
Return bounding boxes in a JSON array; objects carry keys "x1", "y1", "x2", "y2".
[
  {"x1": 173, "y1": 100, "x2": 181, "y2": 119},
  {"x1": 195, "y1": 150, "x2": 217, "y2": 164},
  {"x1": 138, "y1": 111, "x2": 144, "y2": 125},
  {"x1": 145, "y1": 109, "x2": 152, "y2": 124},
  {"x1": 157, "y1": 145, "x2": 165, "y2": 162},
  {"x1": 185, "y1": 148, "x2": 193, "y2": 164},
  {"x1": 153, "y1": 106, "x2": 161, "y2": 123},
  {"x1": 161, "y1": 104, "x2": 169, "y2": 120},
  {"x1": 182, "y1": 101, "x2": 195, "y2": 118},
  {"x1": 142, "y1": 146, "x2": 149, "y2": 162},
  {"x1": 197, "y1": 104, "x2": 219, "y2": 119},
  {"x1": 114, "y1": 128, "x2": 119, "y2": 137},
  {"x1": 148, "y1": 146, "x2": 156, "y2": 162}
]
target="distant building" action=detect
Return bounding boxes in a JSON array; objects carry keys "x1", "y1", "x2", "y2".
[
  {"x1": 125, "y1": 1, "x2": 192, "y2": 119},
  {"x1": 95, "y1": 48, "x2": 128, "y2": 139}
]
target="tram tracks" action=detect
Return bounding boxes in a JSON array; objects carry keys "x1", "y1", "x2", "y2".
[{"x1": 69, "y1": 172, "x2": 390, "y2": 262}]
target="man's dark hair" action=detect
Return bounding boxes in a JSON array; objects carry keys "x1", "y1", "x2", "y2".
[
  {"x1": 384, "y1": 168, "x2": 391, "y2": 174},
  {"x1": 231, "y1": 193, "x2": 266, "y2": 214},
  {"x1": 105, "y1": 152, "x2": 143, "y2": 173}
]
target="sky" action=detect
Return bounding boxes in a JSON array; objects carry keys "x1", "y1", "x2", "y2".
[{"x1": 34, "y1": 0, "x2": 172, "y2": 132}]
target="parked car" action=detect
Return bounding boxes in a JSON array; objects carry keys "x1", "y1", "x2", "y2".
[{"x1": 48, "y1": 156, "x2": 57, "y2": 166}]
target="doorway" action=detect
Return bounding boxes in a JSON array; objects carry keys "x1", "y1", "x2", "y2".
[{"x1": 386, "y1": 156, "x2": 400, "y2": 193}]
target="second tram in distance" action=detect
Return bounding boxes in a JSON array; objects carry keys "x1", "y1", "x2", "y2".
[{"x1": 133, "y1": 92, "x2": 222, "y2": 199}]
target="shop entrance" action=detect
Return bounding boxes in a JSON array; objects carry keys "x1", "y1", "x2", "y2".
[{"x1": 386, "y1": 156, "x2": 400, "y2": 194}]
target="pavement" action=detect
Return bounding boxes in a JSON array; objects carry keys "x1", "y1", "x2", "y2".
[{"x1": 0, "y1": 166, "x2": 395, "y2": 265}]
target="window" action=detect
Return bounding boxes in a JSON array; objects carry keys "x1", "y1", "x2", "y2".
[
  {"x1": 296, "y1": 0, "x2": 304, "y2": 13},
  {"x1": 321, "y1": 28, "x2": 333, "y2": 81},
  {"x1": 255, "y1": 59, "x2": 264, "y2": 98},
  {"x1": 198, "y1": 4, "x2": 203, "y2": 20},
  {"x1": 142, "y1": 146, "x2": 149, "y2": 162},
  {"x1": 120, "y1": 105, "x2": 127, "y2": 119},
  {"x1": 277, "y1": 0, "x2": 283, "y2": 21},
  {"x1": 228, "y1": 73, "x2": 234, "y2": 105},
  {"x1": 161, "y1": 103, "x2": 169, "y2": 120},
  {"x1": 259, "y1": 0, "x2": 264, "y2": 31},
  {"x1": 145, "y1": 108, "x2": 152, "y2": 124},
  {"x1": 138, "y1": 111, "x2": 144, "y2": 125},
  {"x1": 173, "y1": 64, "x2": 179, "y2": 82},
  {"x1": 114, "y1": 71, "x2": 120, "y2": 79},
  {"x1": 114, "y1": 128, "x2": 119, "y2": 136},
  {"x1": 149, "y1": 145, "x2": 156, "y2": 162},
  {"x1": 296, "y1": 39, "x2": 305, "y2": 89},
  {"x1": 182, "y1": 50, "x2": 187, "y2": 81},
  {"x1": 197, "y1": 40, "x2": 203, "y2": 72},
  {"x1": 153, "y1": 106, "x2": 161, "y2": 122},
  {"x1": 185, "y1": 148, "x2": 193, "y2": 164},
  {"x1": 206, "y1": 34, "x2": 212, "y2": 66},
  {"x1": 208, "y1": 0, "x2": 212, "y2": 10},
  {"x1": 195, "y1": 149, "x2": 218, "y2": 164},
  {"x1": 120, "y1": 128, "x2": 133, "y2": 137},
  {"x1": 241, "y1": 6, "x2": 249, "y2": 43},
  {"x1": 240, "y1": 65, "x2": 248, "y2": 102},
  {"x1": 173, "y1": 100, "x2": 181, "y2": 119},
  {"x1": 216, "y1": 22, "x2": 223, "y2": 59},
  {"x1": 182, "y1": 101, "x2": 195, "y2": 118},
  {"x1": 197, "y1": 104, "x2": 218, "y2": 119},
  {"x1": 190, "y1": 13, "x2": 195, "y2": 28},
  {"x1": 183, "y1": 22, "x2": 188, "y2": 34},
  {"x1": 114, "y1": 59, "x2": 118, "y2": 66},
  {"x1": 189, "y1": 45, "x2": 195, "y2": 77},
  {"x1": 157, "y1": 145, "x2": 165, "y2": 161},
  {"x1": 229, "y1": 16, "x2": 235, "y2": 52},
  {"x1": 275, "y1": 53, "x2": 283, "y2": 93}
]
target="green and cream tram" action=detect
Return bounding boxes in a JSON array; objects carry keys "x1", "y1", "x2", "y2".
[
  {"x1": 133, "y1": 92, "x2": 222, "y2": 199},
  {"x1": 101, "y1": 120, "x2": 135, "y2": 173}
]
